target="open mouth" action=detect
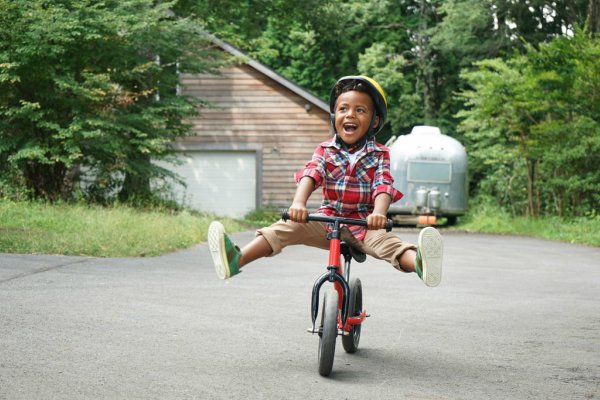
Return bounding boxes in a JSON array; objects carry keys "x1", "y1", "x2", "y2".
[{"x1": 343, "y1": 123, "x2": 358, "y2": 133}]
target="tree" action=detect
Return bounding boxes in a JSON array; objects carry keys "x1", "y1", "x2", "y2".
[
  {"x1": 251, "y1": 19, "x2": 330, "y2": 98},
  {"x1": 588, "y1": 0, "x2": 600, "y2": 36},
  {"x1": 357, "y1": 42, "x2": 413, "y2": 141},
  {"x1": 0, "y1": 0, "x2": 224, "y2": 202},
  {"x1": 458, "y1": 29, "x2": 600, "y2": 217}
]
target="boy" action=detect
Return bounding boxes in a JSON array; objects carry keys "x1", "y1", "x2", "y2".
[{"x1": 208, "y1": 76, "x2": 443, "y2": 287}]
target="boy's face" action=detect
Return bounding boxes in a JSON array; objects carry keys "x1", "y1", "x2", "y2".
[{"x1": 334, "y1": 90, "x2": 378, "y2": 146}]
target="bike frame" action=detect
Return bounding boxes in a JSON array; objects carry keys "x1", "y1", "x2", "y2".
[
  {"x1": 282, "y1": 212, "x2": 392, "y2": 335},
  {"x1": 309, "y1": 216, "x2": 352, "y2": 334}
]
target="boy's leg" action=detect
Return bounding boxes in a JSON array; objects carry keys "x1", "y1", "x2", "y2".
[
  {"x1": 208, "y1": 219, "x2": 329, "y2": 280},
  {"x1": 256, "y1": 219, "x2": 329, "y2": 256},
  {"x1": 355, "y1": 229, "x2": 416, "y2": 271},
  {"x1": 359, "y1": 227, "x2": 443, "y2": 287},
  {"x1": 239, "y1": 236, "x2": 273, "y2": 267}
]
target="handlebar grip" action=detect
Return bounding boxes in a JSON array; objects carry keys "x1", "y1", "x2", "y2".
[
  {"x1": 385, "y1": 219, "x2": 394, "y2": 232},
  {"x1": 283, "y1": 210, "x2": 394, "y2": 231}
]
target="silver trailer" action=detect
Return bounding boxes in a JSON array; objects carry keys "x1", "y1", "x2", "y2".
[{"x1": 387, "y1": 126, "x2": 468, "y2": 225}]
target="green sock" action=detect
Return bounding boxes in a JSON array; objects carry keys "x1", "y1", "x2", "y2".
[{"x1": 414, "y1": 248, "x2": 423, "y2": 279}]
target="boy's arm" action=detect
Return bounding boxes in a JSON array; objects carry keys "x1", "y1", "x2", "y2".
[
  {"x1": 288, "y1": 176, "x2": 315, "y2": 223},
  {"x1": 368, "y1": 150, "x2": 402, "y2": 230},
  {"x1": 368, "y1": 193, "x2": 392, "y2": 230}
]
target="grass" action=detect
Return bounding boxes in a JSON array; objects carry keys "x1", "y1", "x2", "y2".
[
  {"x1": 0, "y1": 200, "x2": 248, "y2": 257},
  {"x1": 456, "y1": 201, "x2": 600, "y2": 247},
  {"x1": 242, "y1": 207, "x2": 282, "y2": 227},
  {"x1": 0, "y1": 199, "x2": 597, "y2": 258}
]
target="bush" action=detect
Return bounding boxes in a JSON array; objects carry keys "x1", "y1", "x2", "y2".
[
  {"x1": 243, "y1": 207, "x2": 282, "y2": 227},
  {"x1": 459, "y1": 196, "x2": 600, "y2": 247}
]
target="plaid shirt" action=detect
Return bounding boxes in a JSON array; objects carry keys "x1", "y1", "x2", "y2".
[{"x1": 294, "y1": 137, "x2": 403, "y2": 240}]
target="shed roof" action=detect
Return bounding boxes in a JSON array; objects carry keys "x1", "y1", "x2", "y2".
[{"x1": 208, "y1": 35, "x2": 329, "y2": 113}]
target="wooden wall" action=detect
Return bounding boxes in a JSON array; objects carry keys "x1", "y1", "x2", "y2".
[{"x1": 178, "y1": 64, "x2": 331, "y2": 209}]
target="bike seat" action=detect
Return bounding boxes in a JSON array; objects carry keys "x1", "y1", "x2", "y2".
[{"x1": 340, "y1": 241, "x2": 367, "y2": 263}]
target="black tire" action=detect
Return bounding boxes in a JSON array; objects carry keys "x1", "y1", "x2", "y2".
[
  {"x1": 318, "y1": 288, "x2": 338, "y2": 376},
  {"x1": 342, "y1": 277, "x2": 362, "y2": 353}
]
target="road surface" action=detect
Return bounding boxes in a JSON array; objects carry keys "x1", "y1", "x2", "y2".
[{"x1": 1, "y1": 230, "x2": 599, "y2": 399}]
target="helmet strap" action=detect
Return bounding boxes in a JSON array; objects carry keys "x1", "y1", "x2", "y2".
[
  {"x1": 367, "y1": 112, "x2": 378, "y2": 137},
  {"x1": 336, "y1": 134, "x2": 368, "y2": 153}
]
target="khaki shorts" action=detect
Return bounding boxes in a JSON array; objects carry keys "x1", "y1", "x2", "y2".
[{"x1": 257, "y1": 219, "x2": 416, "y2": 271}]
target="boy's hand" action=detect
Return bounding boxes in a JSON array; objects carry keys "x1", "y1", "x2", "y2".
[
  {"x1": 288, "y1": 202, "x2": 308, "y2": 223},
  {"x1": 367, "y1": 212, "x2": 387, "y2": 230}
]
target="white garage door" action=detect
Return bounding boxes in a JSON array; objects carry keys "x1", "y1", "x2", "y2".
[{"x1": 165, "y1": 151, "x2": 256, "y2": 218}]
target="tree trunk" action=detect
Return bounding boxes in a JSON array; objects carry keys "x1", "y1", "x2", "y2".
[
  {"x1": 118, "y1": 156, "x2": 152, "y2": 202},
  {"x1": 418, "y1": 0, "x2": 434, "y2": 122},
  {"x1": 589, "y1": 0, "x2": 599, "y2": 37},
  {"x1": 24, "y1": 161, "x2": 68, "y2": 202},
  {"x1": 526, "y1": 159, "x2": 537, "y2": 218},
  {"x1": 535, "y1": 160, "x2": 541, "y2": 217}
]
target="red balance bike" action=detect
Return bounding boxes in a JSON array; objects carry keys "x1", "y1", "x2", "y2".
[{"x1": 282, "y1": 212, "x2": 393, "y2": 376}]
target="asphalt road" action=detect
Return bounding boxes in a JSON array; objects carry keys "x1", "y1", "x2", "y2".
[{"x1": 1, "y1": 229, "x2": 599, "y2": 400}]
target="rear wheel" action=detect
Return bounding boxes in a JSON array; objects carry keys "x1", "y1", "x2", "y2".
[
  {"x1": 342, "y1": 277, "x2": 362, "y2": 353},
  {"x1": 318, "y1": 288, "x2": 338, "y2": 376}
]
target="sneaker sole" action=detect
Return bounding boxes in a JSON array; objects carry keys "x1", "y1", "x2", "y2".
[
  {"x1": 418, "y1": 227, "x2": 443, "y2": 287},
  {"x1": 208, "y1": 221, "x2": 229, "y2": 279}
]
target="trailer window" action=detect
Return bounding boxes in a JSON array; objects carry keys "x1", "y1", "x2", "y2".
[{"x1": 408, "y1": 161, "x2": 451, "y2": 183}]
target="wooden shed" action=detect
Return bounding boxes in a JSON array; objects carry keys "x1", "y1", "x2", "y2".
[{"x1": 166, "y1": 38, "x2": 331, "y2": 218}]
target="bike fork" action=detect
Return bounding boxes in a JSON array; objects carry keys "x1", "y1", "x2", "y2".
[{"x1": 310, "y1": 271, "x2": 350, "y2": 333}]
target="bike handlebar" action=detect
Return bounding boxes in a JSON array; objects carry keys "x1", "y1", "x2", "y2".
[{"x1": 281, "y1": 211, "x2": 394, "y2": 232}]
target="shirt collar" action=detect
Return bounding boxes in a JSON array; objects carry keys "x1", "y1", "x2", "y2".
[{"x1": 324, "y1": 136, "x2": 385, "y2": 153}]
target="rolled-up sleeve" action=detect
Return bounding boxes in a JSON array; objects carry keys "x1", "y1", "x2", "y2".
[
  {"x1": 294, "y1": 145, "x2": 326, "y2": 189},
  {"x1": 372, "y1": 151, "x2": 403, "y2": 202}
]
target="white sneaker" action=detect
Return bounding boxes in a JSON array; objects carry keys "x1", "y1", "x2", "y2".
[
  {"x1": 208, "y1": 221, "x2": 241, "y2": 280},
  {"x1": 416, "y1": 227, "x2": 443, "y2": 287}
]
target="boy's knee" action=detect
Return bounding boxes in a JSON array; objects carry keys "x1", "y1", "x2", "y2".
[{"x1": 255, "y1": 228, "x2": 283, "y2": 257}]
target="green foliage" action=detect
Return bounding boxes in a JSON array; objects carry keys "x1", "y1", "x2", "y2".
[
  {"x1": 2, "y1": 0, "x2": 598, "y2": 221},
  {"x1": 201, "y1": 0, "x2": 591, "y2": 139},
  {"x1": 459, "y1": 196, "x2": 600, "y2": 247},
  {"x1": 357, "y1": 42, "x2": 413, "y2": 141},
  {"x1": 162, "y1": 1, "x2": 600, "y2": 219},
  {"x1": 0, "y1": 0, "x2": 224, "y2": 202},
  {"x1": 252, "y1": 20, "x2": 331, "y2": 98},
  {"x1": 459, "y1": 30, "x2": 600, "y2": 217},
  {"x1": 242, "y1": 207, "x2": 282, "y2": 227},
  {"x1": 0, "y1": 199, "x2": 247, "y2": 257}
]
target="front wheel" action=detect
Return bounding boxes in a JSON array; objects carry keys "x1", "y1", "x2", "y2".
[
  {"x1": 342, "y1": 277, "x2": 362, "y2": 353},
  {"x1": 318, "y1": 287, "x2": 338, "y2": 376}
]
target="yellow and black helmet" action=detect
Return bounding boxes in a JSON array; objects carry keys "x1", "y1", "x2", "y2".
[{"x1": 329, "y1": 75, "x2": 388, "y2": 136}]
